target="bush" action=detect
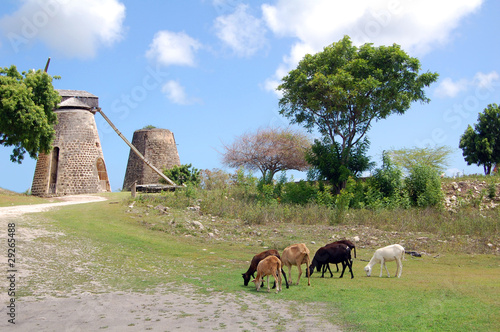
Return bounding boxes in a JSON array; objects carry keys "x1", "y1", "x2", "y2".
[
  {"x1": 405, "y1": 164, "x2": 443, "y2": 208},
  {"x1": 370, "y1": 153, "x2": 403, "y2": 199},
  {"x1": 281, "y1": 181, "x2": 318, "y2": 205},
  {"x1": 200, "y1": 168, "x2": 231, "y2": 190},
  {"x1": 161, "y1": 164, "x2": 200, "y2": 186}
]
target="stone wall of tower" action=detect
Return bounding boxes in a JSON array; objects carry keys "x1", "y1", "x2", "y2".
[
  {"x1": 31, "y1": 108, "x2": 111, "y2": 196},
  {"x1": 122, "y1": 128, "x2": 181, "y2": 190},
  {"x1": 31, "y1": 153, "x2": 50, "y2": 196}
]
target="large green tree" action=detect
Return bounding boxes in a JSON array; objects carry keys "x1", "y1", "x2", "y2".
[
  {"x1": 0, "y1": 65, "x2": 60, "y2": 163},
  {"x1": 278, "y1": 36, "x2": 438, "y2": 187},
  {"x1": 459, "y1": 104, "x2": 500, "y2": 175}
]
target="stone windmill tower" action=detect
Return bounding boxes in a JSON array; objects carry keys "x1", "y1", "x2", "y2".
[
  {"x1": 122, "y1": 128, "x2": 181, "y2": 190},
  {"x1": 31, "y1": 89, "x2": 111, "y2": 196}
]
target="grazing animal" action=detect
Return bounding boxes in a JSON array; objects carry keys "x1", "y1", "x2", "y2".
[
  {"x1": 281, "y1": 243, "x2": 311, "y2": 286},
  {"x1": 242, "y1": 249, "x2": 289, "y2": 288},
  {"x1": 321, "y1": 239, "x2": 357, "y2": 274},
  {"x1": 309, "y1": 243, "x2": 354, "y2": 279},
  {"x1": 252, "y1": 255, "x2": 282, "y2": 293},
  {"x1": 364, "y1": 244, "x2": 405, "y2": 278}
]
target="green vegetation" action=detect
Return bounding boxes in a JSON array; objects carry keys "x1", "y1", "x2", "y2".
[
  {"x1": 387, "y1": 146, "x2": 454, "y2": 174},
  {"x1": 161, "y1": 163, "x2": 200, "y2": 186},
  {"x1": 0, "y1": 65, "x2": 60, "y2": 163},
  {"x1": 11, "y1": 190, "x2": 499, "y2": 331},
  {"x1": 0, "y1": 187, "x2": 53, "y2": 206},
  {"x1": 459, "y1": 103, "x2": 500, "y2": 175},
  {"x1": 278, "y1": 36, "x2": 438, "y2": 191}
]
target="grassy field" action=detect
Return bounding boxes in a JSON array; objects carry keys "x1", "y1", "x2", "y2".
[
  {"x1": 9, "y1": 191, "x2": 499, "y2": 331},
  {"x1": 0, "y1": 188, "x2": 54, "y2": 206}
]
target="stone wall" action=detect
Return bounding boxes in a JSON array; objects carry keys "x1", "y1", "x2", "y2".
[
  {"x1": 31, "y1": 108, "x2": 111, "y2": 196},
  {"x1": 122, "y1": 128, "x2": 181, "y2": 190},
  {"x1": 31, "y1": 153, "x2": 50, "y2": 196}
]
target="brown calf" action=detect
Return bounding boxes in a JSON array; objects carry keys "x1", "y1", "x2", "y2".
[
  {"x1": 252, "y1": 255, "x2": 282, "y2": 293},
  {"x1": 242, "y1": 249, "x2": 289, "y2": 288}
]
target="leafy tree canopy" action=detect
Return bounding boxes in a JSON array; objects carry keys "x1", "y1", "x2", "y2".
[
  {"x1": 278, "y1": 35, "x2": 439, "y2": 169},
  {"x1": 0, "y1": 65, "x2": 60, "y2": 163},
  {"x1": 459, "y1": 103, "x2": 500, "y2": 175},
  {"x1": 306, "y1": 137, "x2": 373, "y2": 193}
]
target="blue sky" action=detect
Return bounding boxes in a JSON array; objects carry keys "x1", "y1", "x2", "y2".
[{"x1": 1, "y1": 0, "x2": 499, "y2": 193}]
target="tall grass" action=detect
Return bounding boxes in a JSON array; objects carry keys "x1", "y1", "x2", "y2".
[{"x1": 133, "y1": 184, "x2": 498, "y2": 249}]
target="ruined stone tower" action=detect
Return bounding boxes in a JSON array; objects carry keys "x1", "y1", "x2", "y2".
[
  {"x1": 31, "y1": 90, "x2": 111, "y2": 196},
  {"x1": 122, "y1": 128, "x2": 180, "y2": 190}
]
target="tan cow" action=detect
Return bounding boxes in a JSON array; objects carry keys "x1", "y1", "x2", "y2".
[
  {"x1": 281, "y1": 243, "x2": 311, "y2": 286},
  {"x1": 252, "y1": 255, "x2": 282, "y2": 293}
]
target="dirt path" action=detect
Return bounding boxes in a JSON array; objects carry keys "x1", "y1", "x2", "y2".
[{"x1": 0, "y1": 195, "x2": 341, "y2": 331}]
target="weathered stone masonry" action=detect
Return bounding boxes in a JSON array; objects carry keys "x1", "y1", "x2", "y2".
[
  {"x1": 122, "y1": 128, "x2": 181, "y2": 190},
  {"x1": 31, "y1": 90, "x2": 111, "y2": 196}
]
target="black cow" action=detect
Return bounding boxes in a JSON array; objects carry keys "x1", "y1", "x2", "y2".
[
  {"x1": 309, "y1": 244, "x2": 354, "y2": 279},
  {"x1": 320, "y1": 240, "x2": 356, "y2": 275}
]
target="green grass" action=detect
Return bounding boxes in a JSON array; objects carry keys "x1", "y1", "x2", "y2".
[
  {"x1": 0, "y1": 188, "x2": 54, "y2": 206},
  {"x1": 15, "y1": 192, "x2": 499, "y2": 331}
]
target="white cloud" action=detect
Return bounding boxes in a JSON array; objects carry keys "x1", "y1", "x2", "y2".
[
  {"x1": 214, "y1": 4, "x2": 267, "y2": 57},
  {"x1": 161, "y1": 80, "x2": 199, "y2": 105},
  {"x1": 435, "y1": 71, "x2": 499, "y2": 98},
  {"x1": 146, "y1": 30, "x2": 202, "y2": 67},
  {"x1": 0, "y1": 0, "x2": 126, "y2": 58},
  {"x1": 473, "y1": 71, "x2": 499, "y2": 89},
  {"x1": 434, "y1": 78, "x2": 469, "y2": 98},
  {"x1": 261, "y1": 0, "x2": 483, "y2": 95}
]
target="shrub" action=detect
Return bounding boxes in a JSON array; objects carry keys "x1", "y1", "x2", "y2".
[
  {"x1": 161, "y1": 164, "x2": 200, "y2": 186},
  {"x1": 281, "y1": 181, "x2": 318, "y2": 205},
  {"x1": 405, "y1": 164, "x2": 444, "y2": 208},
  {"x1": 200, "y1": 169, "x2": 231, "y2": 190},
  {"x1": 316, "y1": 184, "x2": 334, "y2": 207},
  {"x1": 487, "y1": 176, "x2": 497, "y2": 199},
  {"x1": 370, "y1": 153, "x2": 403, "y2": 199}
]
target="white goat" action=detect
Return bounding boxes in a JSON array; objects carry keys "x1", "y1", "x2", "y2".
[{"x1": 364, "y1": 244, "x2": 405, "y2": 278}]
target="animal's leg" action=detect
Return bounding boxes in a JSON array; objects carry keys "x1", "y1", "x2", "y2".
[
  {"x1": 306, "y1": 257, "x2": 311, "y2": 286},
  {"x1": 379, "y1": 258, "x2": 385, "y2": 277},
  {"x1": 347, "y1": 258, "x2": 354, "y2": 279},
  {"x1": 278, "y1": 268, "x2": 282, "y2": 292},
  {"x1": 266, "y1": 275, "x2": 270, "y2": 292},
  {"x1": 322, "y1": 264, "x2": 333, "y2": 277},
  {"x1": 339, "y1": 261, "x2": 346, "y2": 278},
  {"x1": 383, "y1": 258, "x2": 390, "y2": 277},
  {"x1": 396, "y1": 257, "x2": 402, "y2": 278},
  {"x1": 287, "y1": 266, "x2": 293, "y2": 285},
  {"x1": 281, "y1": 268, "x2": 289, "y2": 288},
  {"x1": 335, "y1": 263, "x2": 339, "y2": 272},
  {"x1": 273, "y1": 271, "x2": 280, "y2": 293},
  {"x1": 296, "y1": 263, "x2": 302, "y2": 285}
]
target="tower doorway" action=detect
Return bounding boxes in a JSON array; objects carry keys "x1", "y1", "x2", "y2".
[{"x1": 49, "y1": 147, "x2": 59, "y2": 194}]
